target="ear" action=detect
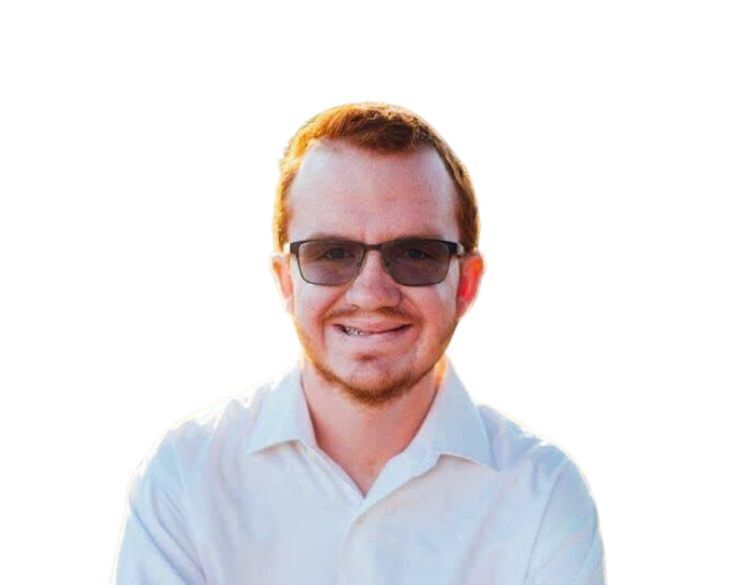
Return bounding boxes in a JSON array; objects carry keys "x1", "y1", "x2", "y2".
[
  {"x1": 456, "y1": 252, "x2": 484, "y2": 319},
  {"x1": 271, "y1": 253, "x2": 295, "y2": 314}
]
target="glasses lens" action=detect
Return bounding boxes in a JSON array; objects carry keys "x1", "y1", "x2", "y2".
[
  {"x1": 383, "y1": 239, "x2": 453, "y2": 285},
  {"x1": 297, "y1": 240, "x2": 364, "y2": 285}
]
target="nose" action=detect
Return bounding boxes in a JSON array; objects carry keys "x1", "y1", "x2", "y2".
[{"x1": 343, "y1": 249, "x2": 402, "y2": 310}]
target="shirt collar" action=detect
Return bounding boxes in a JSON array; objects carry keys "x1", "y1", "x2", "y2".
[
  {"x1": 245, "y1": 362, "x2": 495, "y2": 470},
  {"x1": 408, "y1": 362, "x2": 495, "y2": 469},
  {"x1": 245, "y1": 367, "x2": 318, "y2": 455}
]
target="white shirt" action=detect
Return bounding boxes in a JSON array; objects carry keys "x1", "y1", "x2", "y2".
[{"x1": 114, "y1": 365, "x2": 605, "y2": 584}]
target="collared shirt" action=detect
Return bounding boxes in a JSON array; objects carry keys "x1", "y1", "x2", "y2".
[{"x1": 115, "y1": 365, "x2": 605, "y2": 584}]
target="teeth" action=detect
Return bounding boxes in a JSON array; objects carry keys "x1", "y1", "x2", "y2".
[
  {"x1": 340, "y1": 325, "x2": 408, "y2": 336},
  {"x1": 343, "y1": 326, "x2": 369, "y2": 336}
]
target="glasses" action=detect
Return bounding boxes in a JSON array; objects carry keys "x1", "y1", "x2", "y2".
[{"x1": 285, "y1": 238, "x2": 465, "y2": 286}]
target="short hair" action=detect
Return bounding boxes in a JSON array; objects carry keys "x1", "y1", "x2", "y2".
[{"x1": 273, "y1": 102, "x2": 479, "y2": 252}]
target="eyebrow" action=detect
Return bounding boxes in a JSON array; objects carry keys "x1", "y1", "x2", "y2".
[
  {"x1": 299, "y1": 232, "x2": 353, "y2": 241},
  {"x1": 297, "y1": 232, "x2": 450, "y2": 242}
]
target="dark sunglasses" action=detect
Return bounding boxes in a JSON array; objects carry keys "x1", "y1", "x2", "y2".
[{"x1": 285, "y1": 238, "x2": 465, "y2": 286}]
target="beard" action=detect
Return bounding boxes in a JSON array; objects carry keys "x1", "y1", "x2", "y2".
[{"x1": 293, "y1": 312, "x2": 458, "y2": 407}]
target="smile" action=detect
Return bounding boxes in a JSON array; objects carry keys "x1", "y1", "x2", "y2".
[{"x1": 335, "y1": 324, "x2": 411, "y2": 338}]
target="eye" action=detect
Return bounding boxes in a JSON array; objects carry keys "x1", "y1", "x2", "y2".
[
  {"x1": 399, "y1": 247, "x2": 433, "y2": 261},
  {"x1": 319, "y1": 246, "x2": 355, "y2": 261},
  {"x1": 387, "y1": 240, "x2": 450, "y2": 265}
]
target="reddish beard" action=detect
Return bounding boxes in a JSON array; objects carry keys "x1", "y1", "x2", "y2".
[{"x1": 293, "y1": 309, "x2": 457, "y2": 407}]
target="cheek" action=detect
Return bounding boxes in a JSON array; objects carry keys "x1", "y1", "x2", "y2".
[
  {"x1": 410, "y1": 285, "x2": 459, "y2": 332},
  {"x1": 423, "y1": 273, "x2": 460, "y2": 321},
  {"x1": 428, "y1": 295, "x2": 458, "y2": 326},
  {"x1": 292, "y1": 282, "x2": 340, "y2": 333}
]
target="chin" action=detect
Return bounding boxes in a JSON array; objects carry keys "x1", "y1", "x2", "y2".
[{"x1": 313, "y1": 354, "x2": 436, "y2": 407}]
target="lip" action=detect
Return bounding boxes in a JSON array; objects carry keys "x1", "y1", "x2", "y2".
[
  {"x1": 336, "y1": 321, "x2": 411, "y2": 334},
  {"x1": 332, "y1": 322, "x2": 413, "y2": 340}
]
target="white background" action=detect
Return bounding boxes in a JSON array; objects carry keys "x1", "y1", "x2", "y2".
[{"x1": 1, "y1": 1, "x2": 733, "y2": 583}]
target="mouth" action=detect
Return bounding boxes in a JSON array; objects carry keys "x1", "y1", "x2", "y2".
[{"x1": 334, "y1": 323, "x2": 412, "y2": 339}]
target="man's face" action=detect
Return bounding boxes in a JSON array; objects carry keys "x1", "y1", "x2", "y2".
[{"x1": 273, "y1": 141, "x2": 482, "y2": 405}]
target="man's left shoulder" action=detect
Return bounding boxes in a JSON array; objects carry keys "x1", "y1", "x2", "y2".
[{"x1": 473, "y1": 401, "x2": 588, "y2": 491}]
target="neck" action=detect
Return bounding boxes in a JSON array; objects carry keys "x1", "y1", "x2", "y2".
[{"x1": 300, "y1": 359, "x2": 445, "y2": 495}]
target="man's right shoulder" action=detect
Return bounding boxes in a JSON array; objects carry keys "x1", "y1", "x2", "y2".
[{"x1": 133, "y1": 372, "x2": 285, "y2": 482}]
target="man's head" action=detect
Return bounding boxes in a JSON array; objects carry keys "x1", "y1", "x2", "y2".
[
  {"x1": 272, "y1": 103, "x2": 484, "y2": 406},
  {"x1": 274, "y1": 103, "x2": 479, "y2": 254}
]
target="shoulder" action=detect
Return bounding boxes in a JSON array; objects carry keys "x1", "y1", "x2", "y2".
[
  {"x1": 473, "y1": 407, "x2": 608, "y2": 582},
  {"x1": 474, "y1": 402, "x2": 590, "y2": 493},
  {"x1": 132, "y1": 375, "x2": 278, "y2": 488},
  {"x1": 474, "y1": 401, "x2": 603, "y2": 563},
  {"x1": 167, "y1": 383, "x2": 271, "y2": 453}
]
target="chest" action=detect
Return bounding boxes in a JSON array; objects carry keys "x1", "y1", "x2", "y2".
[{"x1": 188, "y1": 451, "x2": 545, "y2": 584}]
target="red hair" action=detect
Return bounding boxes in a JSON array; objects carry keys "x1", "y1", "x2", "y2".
[{"x1": 274, "y1": 103, "x2": 479, "y2": 251}]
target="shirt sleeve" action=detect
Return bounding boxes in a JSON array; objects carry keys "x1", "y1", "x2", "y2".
[
  {"x1": 524, "y1": 460, "x2": 606, "y2": 585},
  {"x1": 114, "y1": 434, "x2": 205, "y2": 585}
]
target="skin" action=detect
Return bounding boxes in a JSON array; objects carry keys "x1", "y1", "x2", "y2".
[{"x1": 272, "y1": 140, "x2": 484, "y2": 494}]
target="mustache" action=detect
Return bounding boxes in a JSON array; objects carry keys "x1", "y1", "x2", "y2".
[{"x1": 326, "y1": 306, "x2": 415, "y2": 322}]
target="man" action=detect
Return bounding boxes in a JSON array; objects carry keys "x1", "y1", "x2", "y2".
[{"x1": 115, "y1": 103, "x2": 605, "y2": 584}]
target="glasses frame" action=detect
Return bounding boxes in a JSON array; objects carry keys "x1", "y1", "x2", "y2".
[{"x1": 284, "y1": 237, "x2": 466, "y2": 287}]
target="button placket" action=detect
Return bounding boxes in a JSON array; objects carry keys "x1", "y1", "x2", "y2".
[
  {"x1": 301, "y1": 443, "x2": 363, "y2": 505},
  {"x1": 335, "y1": 505, "x2": 372, "y2": 585}
]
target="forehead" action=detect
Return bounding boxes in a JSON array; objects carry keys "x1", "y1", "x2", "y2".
[{"x1": 287, "y1": 141, "x2": 460, "y2": 242}]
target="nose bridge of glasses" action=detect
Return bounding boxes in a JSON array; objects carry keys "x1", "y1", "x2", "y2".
[
  {"x1": 364, "y1": 243, "x2": 390, "y2": 266},
  {"x1": 354, "y1": 245, "x2": 394, "y2": 282}
]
